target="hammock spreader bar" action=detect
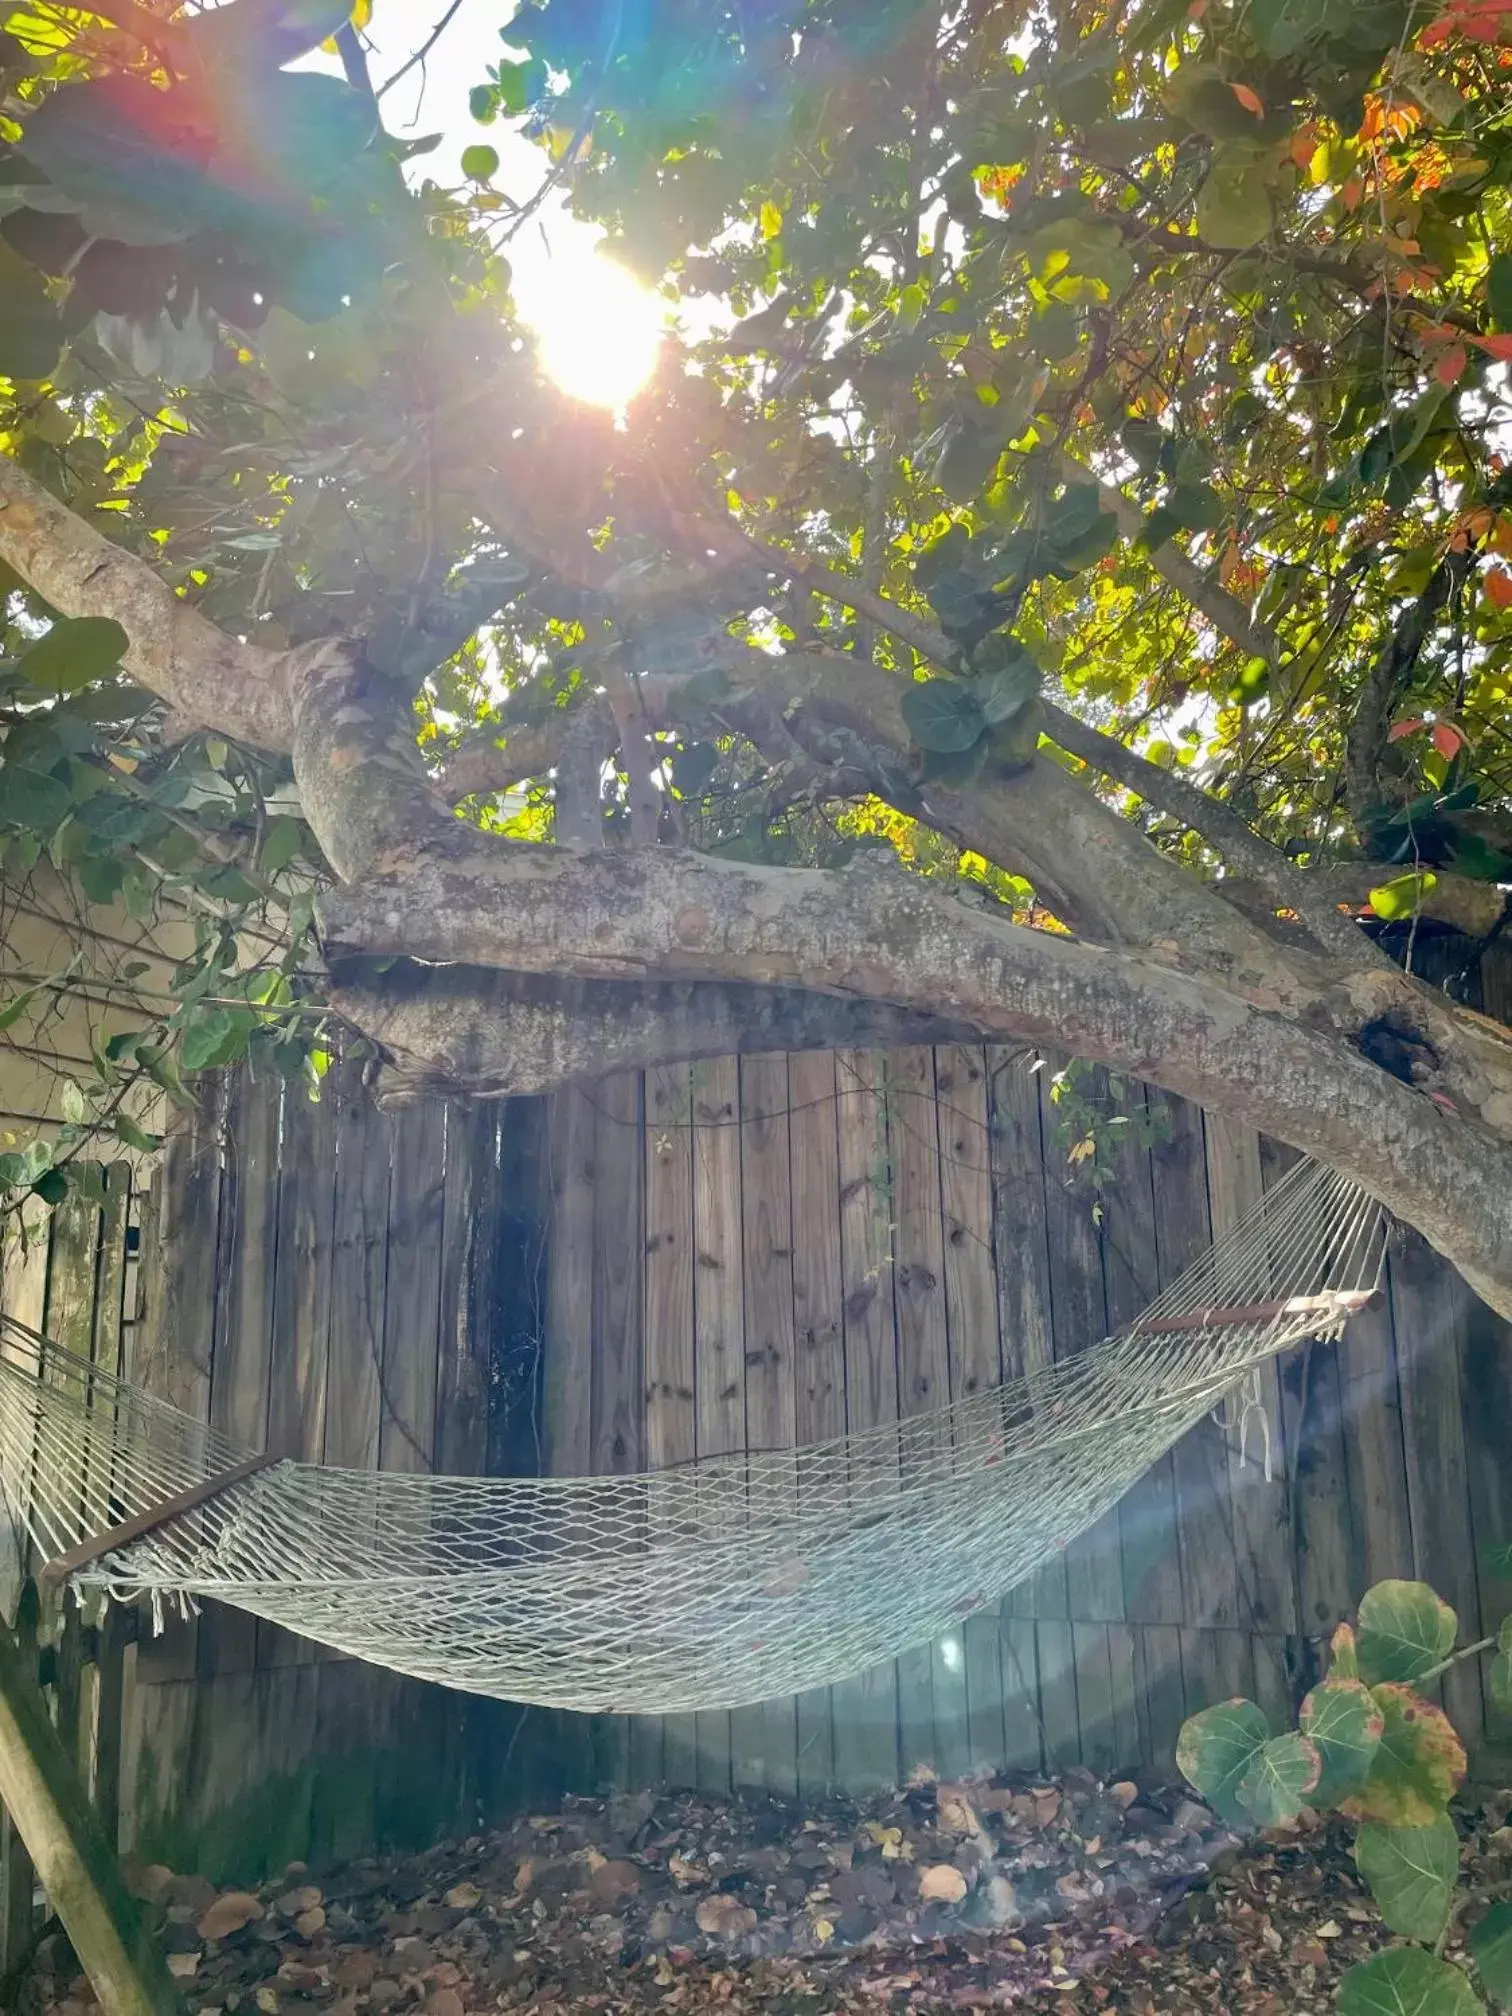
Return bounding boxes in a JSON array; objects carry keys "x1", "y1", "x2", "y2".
[{"x1": 38, "y1": 1453, "x2": 279, "y2": 1589}]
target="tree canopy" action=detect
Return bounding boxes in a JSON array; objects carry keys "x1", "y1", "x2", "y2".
[{"x1": 2, "y1": 0, "x2": 1512, "y2": 1312}]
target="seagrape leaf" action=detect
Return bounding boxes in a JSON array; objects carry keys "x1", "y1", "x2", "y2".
[
  {"x1": 0, "y1": 760, "x2": 72, "y2": 831},
  {"x1": 1238, "y1": 1731, "x2": 1321, "y2": 1826},
  {"x1": 1196, "y1": 147, "x2": 1274, "y2": 249},
  {"x1": 1469, "y1": 1898, "x2": 1512, "y2": 2007},
  {"x1": 1342, "y1": 1684, "x2": 1466, "y2": 1826},
  {"x1": 1300, "y1": 1677, "x2": 1384, "y2": 1802},
  {"x1": 1176, "y1": 1698, "x2": 1269, "y2": 1825},
  {"x1": 1337, "y1": 1948, "x2": 1481, "y2": 2016},
  {"x1": 14, "y1": 615, "x2": 129, "y2": 694},
  {"x1": 900, "y1": 677, "x2": 987, "y2": 755},
  {"x1": 1355, "y1": 1814, "x2": 1459, "y2": 1942},
  {"x1": 1357, "y1": 1580, "x2": 1457, "y2": 1686}
]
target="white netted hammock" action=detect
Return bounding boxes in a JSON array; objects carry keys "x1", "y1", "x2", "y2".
[{"x1": 0, "y1": 1156, "x2": 1385, "y2": 1715}]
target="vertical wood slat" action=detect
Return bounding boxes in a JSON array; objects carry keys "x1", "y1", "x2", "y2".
[
  {"x1": 543, "y1": 1088, "x2": 595, "y2": 1481},
  {"x1": 1390, "y1": 1232, "x2": 1485, "y2": 1739},
  {"x1": 1037, "y1": 1062, "x2": 1123, "y2": 1771},
  {"x1": 1202, "y1": 1112, "x2": 1298, "y2": 1646},
  {"x1": 788, "y1": 1050, "x2": 845, "y2": 1798},
  {"x1": 831, "y1": 1051, "x2": 900, "y2": 1794},
  {"x1": 734, "y1": 1056, "x2": 797, "y2": 1797},
  {"x1": 311, "y1": 1074, "x2": 394, "y2": 1862},
  {"x1": 935, "y1": 1046, "x2": 1001, "y2": 1780},
  {"x1": 1262, "y1": 1137, "x2": 1357, "y2": 1671},
  {"x1": 132, "y1": 1092, "x2": 223, "y2": 1705},
  {"x1": 1108, "y1": 1094, "x2": 1183, "y2": 1631},
  {"x1": 1470, "y1": 945, "x2": 1512, "y2": 1740},
  {"x1": 691, "y1": 1057, "x2": 743, "y2": 1793},
  {"x1": 200, "y1": 1074, "x2": 281, "y2": 1678},
  {"x1": 891, "y1": 1047, "x2": 951, "y2": 1778},
  {"x1": 590, "y1": 1073, "x2": 644, "y2": 1792},
  {"x1": 379, "y1": 1101, "x2": 446, "y2": 1477},
  {"x1": 644, "y1": 1064, "x2": 695, "y2": 1789},
  {"x1": 259, "y1": 1080, "x2": 336, "y2": 1672},
  {"x1": 987, "y1": 1045, "x2": 1054, "y2": 1767}
]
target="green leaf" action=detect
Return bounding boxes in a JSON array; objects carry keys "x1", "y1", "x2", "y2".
[
  {"x1": 900, "y1": 677, "x2": 988, "y2": 755},
  {"x1": 1491, "y1": 1649, "x2": 1512, "y2": 1714},
  {"x1": 1336, "y1": 1949, "x2": 1481, "y2": 2016},
  {"x1": 1195, "y1": 149, "x2": 1274, "y2": 249},
  {"x1": 1357, "y1": 1580, "x2": 1458, "y2": 1685},
  {"x1": 1370, "y1": 873, "x2": 1438, "y2": 924},
  {"x1": 1488, "y1": 252, "x2": 1512, "y2": 335},
  {"x1": 495, "y1": 59, "x2": 535, "y2": 116},
  {"x1": 1167, "y1": 482, "x2": 1225, "y2": 533},
  {"x1": 1238, "y1": 1731, "x2": 1322, "y2": 1825},
  {"x1": 972, "y1": 641, "x2": 1041, "y2": 724},
  {"x1": 1175, "y1": 1698, "x2": 1269, "y2": 1824},
  {"x1": 469, "y1": 83, "x2": 497, "y2": 123},
  {"x1": 30, "y1": 1166, "x2": 68, "y2": 1206},
  {"x1": 0, "y1": 761, "x2": 72, "y2": 832},
  {"x1": 14, "y1": 616, "x2": 129, "y2": 695},
  {"x1": 1355, "y1": 1815, "x2": 1460, "y2": 1942},
  {"x1": 1300, "y1": 1677, "x2": 1385, "y2": 1801},
  {"x1": 0, "y1": 248, "x2": 66, "y2": 379},
  {"x1": 59, "y1": 1079, "x2": 86, "y2": 1125},
  {"x1": 77, "y1": 853, "x2": 125, "y2": 906},
  {"x1": 1470, "y1": 1899, "x2": 1512, "y2": 2007},
  {"x1": 179, "y1": 1007, "x2": 245, "y2": 1071},
  {"x1": 112, "y1": 1114, "x2": 162, "y2": 1154},
  {"x1": 0, "y1": 984, "x2": 42, "y2": 1033},
  {"x1": 1343, "y1": 1684, "x2": 1467, "y2": 1826},
  {"x1": 259, "y1": 815, "x2": 307, "y2": 877},
  {"x1": 461, "y1": 144, "x2": 500, "y2": 182}
]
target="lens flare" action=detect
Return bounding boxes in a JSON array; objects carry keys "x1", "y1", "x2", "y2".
[{"x1": 520, "y1": 248, "x2": 662, "y2": 410}]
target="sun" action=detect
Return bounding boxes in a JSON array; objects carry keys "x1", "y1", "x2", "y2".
[{"x1": 519, "y1": 247, "x2": 664, "y2": 411}]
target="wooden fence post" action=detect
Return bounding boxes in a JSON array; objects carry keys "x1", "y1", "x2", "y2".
[{"x1": 0, "y1": 1611, "x2": 183, "y2": 2016}]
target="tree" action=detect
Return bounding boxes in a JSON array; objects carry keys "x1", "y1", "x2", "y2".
[{"x1": 1, "y1": 0, "x2": 1512, "y2": 1313}]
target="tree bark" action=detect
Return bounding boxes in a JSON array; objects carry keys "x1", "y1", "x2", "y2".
[{"x1": 7, "y1": 448, "x2": 1512, "y2": 1317}]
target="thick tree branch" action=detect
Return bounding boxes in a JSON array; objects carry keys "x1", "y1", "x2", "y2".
[
  {"x1": 1038, "y1": 698, "x2": 1369, "y2": 963},
  {"x1": 318, "y1": 823, "x2": 1512, "y2": 1317},
  {"x1": 331, "y1": 962, "x2": 983, "y2": 1099},
  {"x1": 0, "y1": 456, "x2": 297, "y2": 752},
  {"x1": 1344, "y1": 552, "x2": 1467, "y2": 821}
]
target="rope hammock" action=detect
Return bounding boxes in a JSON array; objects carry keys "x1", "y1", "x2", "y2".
[{"x1": 0, "y1": 1156, "x2": 1385, "y2": 1715}]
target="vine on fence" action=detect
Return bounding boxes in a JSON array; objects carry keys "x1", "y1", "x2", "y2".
[{"x1": 1178, "y1": 1577, "x2": 1512, "y2": 2014}]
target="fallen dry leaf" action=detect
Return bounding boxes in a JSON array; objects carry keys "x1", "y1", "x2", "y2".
[
  {"x1": 197, "y1": 1892, "x2": 264, "y2": 1941},
  {"x1": 918, "y1": 1863, "x2": 969, "y2": 1905},
  {"x1": 694, "y1": 1894, "x2": 758, "y2": 1938},
  {"x1": 443, "y1": 1881, "x2": 482, "y2": 1909}
]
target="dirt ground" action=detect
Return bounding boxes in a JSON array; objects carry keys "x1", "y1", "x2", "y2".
[{"x1": 34, "y1": 1766, "x2": 1504, "y2": 2015}]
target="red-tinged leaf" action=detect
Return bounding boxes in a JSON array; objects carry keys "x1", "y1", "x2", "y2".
[
  {"x1": 1231, "y1": 82, "x2": 1265, "y2": 115},
  {"x1": 1432, "y1": 720, "x2": 1466, "y2": 759},
  {"x1": 1433, "y1": 343, "x2": 1469, "y2": 385},
  {"x1": 1486, "y1": 565, "x2": 1512, "y2": 609},
  {"x1": 1387, "y1": 718, "x2": 1425, "y2": 742},
  {"x1": 1466, "y1": 331, "x2": 1512, "y2": 360}
]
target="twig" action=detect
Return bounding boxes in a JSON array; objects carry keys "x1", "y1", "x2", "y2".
[{"x1": 376, "y1": 0, "x2": 466, "y2": 103}]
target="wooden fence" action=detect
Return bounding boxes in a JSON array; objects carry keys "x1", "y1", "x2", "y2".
[
  {"x1": 0, "y1": 1074, "x2": 584, "y2": 1889},
  {"x1": 2, "y1": 933, "x2": 1510, "y2": 1888},
  {"x1": 540, "y1": 936, "x2": 1512, "y2": 1796}
]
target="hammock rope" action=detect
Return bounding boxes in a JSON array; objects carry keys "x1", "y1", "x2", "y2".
[{"x1": 0, "y1": 1156, "x2": 1385, "y2": 1714}]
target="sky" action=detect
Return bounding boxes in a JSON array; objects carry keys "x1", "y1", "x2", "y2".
[{"x1": 353, "y1": 3, "x2": 669, "y2": 406}]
